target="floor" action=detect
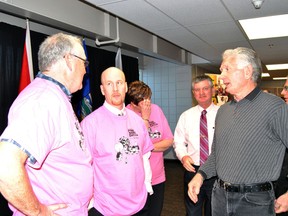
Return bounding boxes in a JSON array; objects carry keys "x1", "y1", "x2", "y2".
[{"x1": 161, "y1": 159, "x2": 186, "y2": 216}]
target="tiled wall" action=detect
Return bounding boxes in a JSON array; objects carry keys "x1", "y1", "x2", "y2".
[{"x1": 140, "y1": 56, "x2": 192, "y2": 159}]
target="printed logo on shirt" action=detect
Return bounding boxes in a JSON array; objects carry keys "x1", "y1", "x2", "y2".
[
  {"x1": 148, "y1": 121, "x2": 161, "y2": 139},
  {"x1": 147, "y1": 121, "x2": 161, "y2": 139},
  {"x1": 115, "y1": 136, "x2": 140, "y2": 163},
  {"x1": 128, "y1": 129, "x2": 139, "y2": 137},
  {"x1": 149, "y1": 120, "x2": 158, "y2": 128},
  {"x1": 148, "y1": 128, "x2": 161, "y2": 139}
]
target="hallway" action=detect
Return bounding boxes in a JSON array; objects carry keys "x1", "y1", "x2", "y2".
[{"x1": 161, "y1": 159, "x2": 186, "y2": 216}]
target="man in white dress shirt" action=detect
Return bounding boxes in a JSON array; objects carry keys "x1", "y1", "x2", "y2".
[{"x1": 173, "y1": 75, "x2": 219, "y2": 216}]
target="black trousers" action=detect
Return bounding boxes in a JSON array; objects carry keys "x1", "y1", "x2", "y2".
[
  {"x1": 148, "y1": 182, "x2": 165, "y2": 216},
  {"x1": 184, "y1": 167, "x2": 216, "y2": 216},
  {"x1": 0, "y1": 194, "x2": 12, "y2": 216}
]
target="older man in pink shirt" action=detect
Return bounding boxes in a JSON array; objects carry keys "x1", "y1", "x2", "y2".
[{"x1": 0, "y1": 33, "x2": 93, "y2": 216}]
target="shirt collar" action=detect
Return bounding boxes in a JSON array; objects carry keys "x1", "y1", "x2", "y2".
[
  {"x1": 231, "y1": 86, "x2": 261, "y2": 104},
  {"x1": 198, "y1": 102, "x2": 216, "y2": 113},
  {"x1": 36, "y1": 72, "x2": 72, "y2": 101},
  {"x1": 245, "y1": 86, "x2": 261, "y2": 101},
  {"x1": 104, "y1": 101, "x2": 126, "y2": 116}
]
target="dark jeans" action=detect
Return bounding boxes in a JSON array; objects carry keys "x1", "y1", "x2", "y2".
[
  {"x1": 212, "y1": 179, "x2": 275, "y2": 216},
  {"x1": 88, "y1": 193, "x2": 151, "y2": 216},
  {"x1": 148, "y1": 182, "x2": 165, "y2": 216},
  {"x1": 184, "y1": 168, "x2": 216, "y2": 216}
]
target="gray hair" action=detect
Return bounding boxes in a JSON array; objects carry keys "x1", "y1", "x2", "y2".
[
  {"x1": 38, "y1": 33, "x2": 82, "y2": 71},
  {"x1": 191, "y1": 75, "x2": 214, "y2": 90},
  {"x1": 222, "y1": 47, "x2": 262, "y2": 84}
]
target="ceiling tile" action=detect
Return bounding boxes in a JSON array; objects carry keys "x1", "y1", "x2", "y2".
[{"x1": 84, "y1": 0, "x2": 288, "y2": 80}]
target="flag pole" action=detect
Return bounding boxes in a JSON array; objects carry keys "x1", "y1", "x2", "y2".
[
  {"x1": 18, "y1": 18, "x2": 34, "y2": 93},
  {"x1": 26, "y1": 19, "x2": 34, "y2": 82}
]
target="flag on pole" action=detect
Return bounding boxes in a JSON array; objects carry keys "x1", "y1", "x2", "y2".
[
  {"x1": 115, "y1": 47, "x2": 123, "y2": 70},
  {"x1": 19, "y1": 19, "x2": 34, "y2": 93},
  {"x1": 78, "y1": 38, "x2": 92, "y2": 120}
]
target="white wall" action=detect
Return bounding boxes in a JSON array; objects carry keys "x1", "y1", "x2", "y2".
[{"x1": 140, "y1": 56, "x2": 192, "y2": 159}]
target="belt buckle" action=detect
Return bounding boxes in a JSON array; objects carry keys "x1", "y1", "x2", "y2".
[{"x1": 223, "y1": 182, "x2": 231, "y2": 190}]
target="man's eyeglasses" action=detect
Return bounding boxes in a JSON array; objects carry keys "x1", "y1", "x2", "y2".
[
  {"x1": 283, "y1": 86, "x2": 288, "y2": 91},
  {"x1": 70, "y1": 53, "x2": 89, "y2": 67}
]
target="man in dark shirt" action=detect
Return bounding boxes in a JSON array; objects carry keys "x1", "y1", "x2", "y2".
[{"x1": 188, "y1": 47, "x2": 288, "y2": 216}]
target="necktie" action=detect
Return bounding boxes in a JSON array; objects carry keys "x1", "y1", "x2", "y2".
[{"x1": 200, "y1": 110, "x2": 209, "y2": 165}]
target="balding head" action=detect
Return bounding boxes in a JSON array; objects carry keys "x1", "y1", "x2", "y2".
[
  {"x1": 100, "y1": 67, "x2": 127, "y2": 110},
  {"x1": 101, "y1": 67, "x2": 126, "y2": 84}
]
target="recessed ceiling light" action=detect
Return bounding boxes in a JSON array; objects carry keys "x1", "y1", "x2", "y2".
[
  {"x1": 273, "y1": 77, "x2": 287, "y2": 80},
  {"x1": 239, "y1": 14, "x2": 288, "y2": 40},
  {"x1": 266, "y1": 64, "x2": 288, "y2": 70},
  {"x1": 261, "y1": 73, "x2": 270, "y2": 77}
]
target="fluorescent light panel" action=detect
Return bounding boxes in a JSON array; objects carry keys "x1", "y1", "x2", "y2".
[
  {"x1": 273, "y1": 77, "x2": 287, "y2": 80},
  {"x1": 239, "y1": 14, "x2": 288, "y2": 40},
  {"x1": 261, "y1": 73, "x2": 270, "y2": 77},
  {"x1": 266, "y1": 64, "x2": 288, "y2": 70}
]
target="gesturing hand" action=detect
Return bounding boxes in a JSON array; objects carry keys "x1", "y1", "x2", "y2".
[{"x1": 187, "y1": 173, "x2": 203, "y2": 204}]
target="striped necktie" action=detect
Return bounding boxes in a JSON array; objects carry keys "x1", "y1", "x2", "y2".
[{"x1": 200, "y1": 110, "x2": 209, "y2": 165}]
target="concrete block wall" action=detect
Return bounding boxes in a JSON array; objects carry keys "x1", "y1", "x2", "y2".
[{"x1": 140, "y1": 56, "x2": 192, "y2": 159}]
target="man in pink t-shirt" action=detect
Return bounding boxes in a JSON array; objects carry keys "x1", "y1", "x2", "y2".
[
  {"x1": 0, "y1": 33, "x2": 93, "y2": 216},
  {"x1": 81, "y1": 67, "x2": 154, "y2": 216},
  {"x1": 126, "y1": 80, "x2": 174, "y2": 216}
]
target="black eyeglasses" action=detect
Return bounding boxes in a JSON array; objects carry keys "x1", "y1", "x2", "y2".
[{"x1": 70, "y1": 53, "x2": 89, "y2": 67}]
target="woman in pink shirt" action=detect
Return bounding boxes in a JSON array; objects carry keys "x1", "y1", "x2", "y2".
[{"x1": 126, "y1": 81, "x2": 174, "y2": 216}]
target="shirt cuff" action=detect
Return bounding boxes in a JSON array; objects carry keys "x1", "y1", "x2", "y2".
[{"x1": 197, "y1": 170, "x2": 207, "y2": 180}]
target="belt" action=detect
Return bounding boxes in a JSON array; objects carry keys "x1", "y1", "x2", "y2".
[{"x1": 219, "y1": 179, "x2": 273, "y2": 193}]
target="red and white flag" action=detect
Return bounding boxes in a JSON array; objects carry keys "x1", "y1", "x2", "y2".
[{"x1": 18, "y1": 19, "x2": 34, "y2": 93}]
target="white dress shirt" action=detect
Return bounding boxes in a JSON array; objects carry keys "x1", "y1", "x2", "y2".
[{"x1": 173, "y1": 103, "x2": 219, "y2": 166}]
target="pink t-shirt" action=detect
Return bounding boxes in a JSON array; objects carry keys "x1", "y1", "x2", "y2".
[
  {"x1": 81, "y1": 106, "x2": 154, "y2": 216},
  {"x1": 0, "y1": 77, "x2": 93, "y2": 216},
  {"x1": 126, "y1": 104, "x2": 173, "y2": 185}
]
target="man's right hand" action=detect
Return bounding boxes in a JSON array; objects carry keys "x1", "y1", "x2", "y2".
[
  {"x1": 38, "y1": 203, "x2": 67, "y2": 216},
  {"x1": 187, "y1": 173, "x2": 203, "y2": 203},
  {"x1": 181, "y1": 156, "x2": 196, "y2": 172}
]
